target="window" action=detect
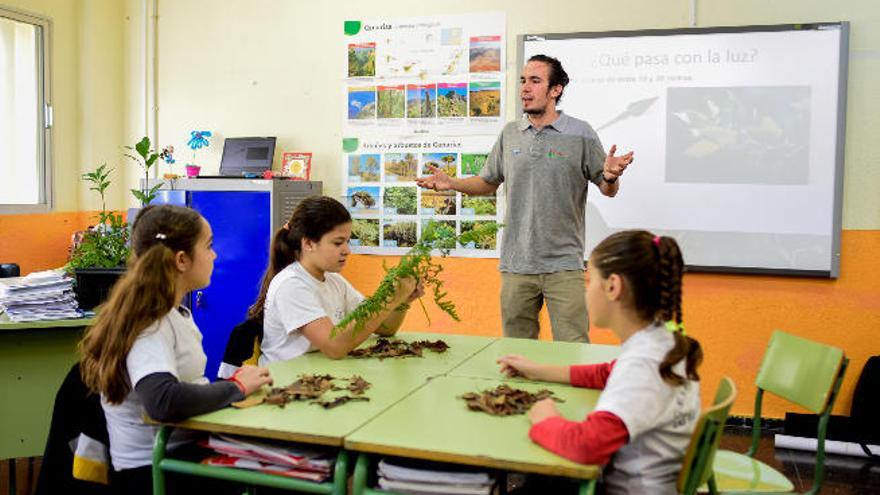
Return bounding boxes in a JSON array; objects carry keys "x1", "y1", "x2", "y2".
[{"x1": 0, "y1": 6, "x2": 51, "y2": 213}]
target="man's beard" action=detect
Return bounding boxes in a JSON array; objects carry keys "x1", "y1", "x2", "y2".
[{"x1": 523, "y1": 107, "x2": 545, "y2": 116}]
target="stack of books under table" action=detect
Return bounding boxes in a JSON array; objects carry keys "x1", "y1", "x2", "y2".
[
  {"x1": 376, "y1": 457, "x2": 496, "y2": 495},
  {"x1": 200, "y1": 435, "x2": 335, "y2": 482}
]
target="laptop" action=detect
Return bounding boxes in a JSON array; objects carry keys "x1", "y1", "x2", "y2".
[{"x1": 202, "y1": 137, "x2": 276, "y2": 178}]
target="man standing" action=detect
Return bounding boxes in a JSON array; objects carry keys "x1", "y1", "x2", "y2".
[{"x1": 416, "y1": 55, "x2": 633, "y2": 342}]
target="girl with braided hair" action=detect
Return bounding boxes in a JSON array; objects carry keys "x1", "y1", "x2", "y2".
[{"x1": 498, "y1": 230, "x2": 702, "y2": 494}]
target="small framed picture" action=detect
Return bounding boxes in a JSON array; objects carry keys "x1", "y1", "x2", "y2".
[{"x1": 282, "y1": 152, "x2": 312, "y2": 180}]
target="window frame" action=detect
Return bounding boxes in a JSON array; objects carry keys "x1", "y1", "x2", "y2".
[{"x1": 0, "y1": 6, "x2": 52, "y2": 214}]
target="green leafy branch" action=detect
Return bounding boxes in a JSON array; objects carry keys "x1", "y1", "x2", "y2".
[
  {"x1": 125, "y1": 136, "x2": 163, "y2": 206},
  {"x1": 333, "y1": 220, "x2": 500, "y2": 337}
]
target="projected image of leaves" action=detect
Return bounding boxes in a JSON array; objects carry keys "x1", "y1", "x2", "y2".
[{"x1": 666, "y1": 86, "x2": 810, "y2": 185}]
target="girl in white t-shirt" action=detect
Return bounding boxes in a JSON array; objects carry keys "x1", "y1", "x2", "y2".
[
  {"x1": 250, "y1": 196, "x2": 422, "y2": 363},
  {"x1": 79, "y1": 205, "x2": 273, "y2": 495},
  {"x1": 498, "y1": 230, "x2": 703, "y2": 494}
]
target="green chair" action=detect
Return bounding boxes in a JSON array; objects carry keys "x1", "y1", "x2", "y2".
[
  {"x1": 678, "y1": 376, "x2": 738, "y2": 495},
  {"x1": 711, "y1": 330, "x2": 848, "y2": 494}
]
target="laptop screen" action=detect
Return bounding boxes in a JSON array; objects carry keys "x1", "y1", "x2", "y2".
[{"x1": 219, "y1": 137, "x2": 276, "y2": 176}]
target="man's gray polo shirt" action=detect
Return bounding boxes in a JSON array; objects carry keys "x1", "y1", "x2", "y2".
[{"x1": 479, "y1": 112, "x2": 606, "y2": 274}]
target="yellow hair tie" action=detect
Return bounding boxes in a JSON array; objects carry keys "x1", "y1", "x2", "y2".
[{"x1": 664, "y1": 320, "x2": 687, "y2": 336}]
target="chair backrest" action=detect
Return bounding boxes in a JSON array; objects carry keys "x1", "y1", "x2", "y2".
[
  {"x1": 756, "y1": 330, "x2": 844, "y2": 414},
  {"x1": 678, "y1": 376, "x2": 738, "y2": 495},
  {"x1": 217, "y1": 318, "x2": 263, "y2": 379}
]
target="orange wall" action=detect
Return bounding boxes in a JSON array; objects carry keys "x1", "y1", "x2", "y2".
[
  {"x1": 342, "y1": 230, "x2": 880, "y2": 419},
  {"x1": 2, "y1": 211, "x2": 878, "y2": 419},
  {"x1": 0, "y1": 212, "x2": 99, "y2": 274}
]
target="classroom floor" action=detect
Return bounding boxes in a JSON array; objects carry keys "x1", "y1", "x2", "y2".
[
  {"x1": 719, "y1": 425, "x2": 880, "y2": 494},
  {"x1": 4, "y1": 426, "x2": 879, "y2": 494}
]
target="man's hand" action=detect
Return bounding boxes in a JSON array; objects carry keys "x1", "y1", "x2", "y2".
[
  {"x1": 603, "y1": 144, "x2": 634, "y2": 182},
  {"x1": 415, "y1": 165, "x2": 454, "y2": 191}
]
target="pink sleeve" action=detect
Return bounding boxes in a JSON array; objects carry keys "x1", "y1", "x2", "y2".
[
  {"x1": 528, "y1": 410, "x2": 629, "y2": 465},
  {"x1": 569, "y1": 360, "x2": 616, "y2": 389}
]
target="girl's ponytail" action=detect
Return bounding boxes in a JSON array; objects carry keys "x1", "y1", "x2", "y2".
[
  {"x1": 79, "y1": 205, "x2": 203, "y2": 403},
  {"x1": 248, "y1": 196, "x2": 351, "y2": 321},
  {"x1": 248, "y1": 226, "x2": 300, "y2": 320}
]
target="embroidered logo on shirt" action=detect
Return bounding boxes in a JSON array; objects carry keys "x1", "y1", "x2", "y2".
[{"x1": 548, "y1": 148, "x2": 570, "y2": 159}]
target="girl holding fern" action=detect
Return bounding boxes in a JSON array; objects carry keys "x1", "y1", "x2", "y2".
[
  {"x1": 251, "y1": 196, "x2": 423, "y2": 362},
  {"x1": 497, "y1": 230, "x2": 702, "y2": 494}
]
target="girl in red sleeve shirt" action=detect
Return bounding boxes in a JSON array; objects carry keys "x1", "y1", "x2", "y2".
[{"x1": 498, "y1": 230, "x2": 703, "y2": 494}]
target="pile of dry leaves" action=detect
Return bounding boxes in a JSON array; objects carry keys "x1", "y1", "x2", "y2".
[
  {"x1": 236, "y1": 374, "x2": 372, "y2": 410},
  {"x1": 459, "y1": 384, "x2": 563, "y2": 416},
  {"x1": 348, "y1": 338, "x2": 450, "y2": 359}
]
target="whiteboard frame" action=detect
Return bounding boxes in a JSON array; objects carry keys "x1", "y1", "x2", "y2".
[{"x1": 517, "y1": 22, "x2": 849, "y2": 278}]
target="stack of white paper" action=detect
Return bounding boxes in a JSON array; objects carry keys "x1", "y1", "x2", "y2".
[
  {"x1": 377, "y1": 458, "x2": 495, "y2": 495},
  {"x1": 200, "y1": 434, "x2": 335, "y2": 482},
  {"x1": 0, "y1": 270, "x2": 81, "y2": 322}
]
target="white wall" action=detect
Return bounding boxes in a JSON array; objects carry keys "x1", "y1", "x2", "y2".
[{"x1": 151, "y1": 0, "x2": 880, "y2": 230}]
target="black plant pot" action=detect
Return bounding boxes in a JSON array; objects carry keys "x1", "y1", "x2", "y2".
[{"x1": 74, "y1": 267, "x2": 126, "y2": 311}]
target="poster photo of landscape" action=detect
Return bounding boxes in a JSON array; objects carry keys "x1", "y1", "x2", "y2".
[
  {"x1": 341, "y1": 13, "x2": 504, "y2": 257},
  {"x1": 469, "y1": 81, "x2": 501, "y2": 118},
  {"x1": 384, "y1": 153, "x2": 419, "y2": 182},
  {"x1": 348, "y1": 87, "x2": 376, "y2": 120},
  {"x1": 377, "y1": 84, "x2": 405, "y2": 120},
  {"x1": 437, "y1": 83, "x2": 467, "y2": 118},
  {"x1": 346, "y1": 185, "x2": 382, "y2": 215},
  {"x1": 383, "y1": 220, "x2": 418, "y2": 248},
  {"x1": 384, "y1": 186, "x2": 418, "y2": 215},
  {"x1": 343, "y1": 13, "x2": 505, "y2": 136},
  {"x1": 420, "y1": 190, "x2": 458, "y2": 216},
  {"x1": 348, "y1": 42, "x2": 376, "y2": 77},
  {"x1": 406, "y1": 83, "x2": 437, "y2": 119},
  {"x1": 460, "y1": 153, "x2": 488, "y2": 177},
  {"x1": 421, "y1": 152, "x2": 458, "y2": 177},
  {"x1": 351, "y1": 219, "x2": 380, "y2": 247},
  {"x1": 469, "y1": 36, "x2": 501, "y2": 72},
  {"x1": 348, "y1": 154, "x2": 381, "y2": 182}
]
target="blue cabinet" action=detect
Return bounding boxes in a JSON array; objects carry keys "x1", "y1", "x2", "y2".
[{"x1": 150, "y1": 179, "x2": 322, "y2": 379}]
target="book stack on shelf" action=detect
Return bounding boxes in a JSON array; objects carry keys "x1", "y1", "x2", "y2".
[
  {"x1": 376, "y1": 457, "x2": 496, "y2": 495},
  {"x1": 200, "y1": 435, "x2": 335, "y2": 482}
]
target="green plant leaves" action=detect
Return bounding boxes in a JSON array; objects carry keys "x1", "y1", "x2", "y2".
[{"x1": 332, "y1": 221, "x2": 500, "y2": 337}]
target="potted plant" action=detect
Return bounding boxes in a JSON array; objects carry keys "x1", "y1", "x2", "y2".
[{"x1": 67, "y1": 164, "x2": 131, "y2": 310}]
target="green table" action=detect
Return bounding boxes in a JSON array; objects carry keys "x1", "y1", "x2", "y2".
[
  {"x1": 0, "y1": 316, "x2": 94, "y2": 459},
  {"x1": 153, "y1": 332, "x2": 495, "y2": 494},
  {"x1": 154, "y1": 333, "x2": 616, "y2": 495},
  {"x1": 173, "y1": 332, "x2": 495, "y2": 445},
  {"x1": 345, "y1": 375, "x2": 603, "y2": 494},
  {"x1": 451, "y1": 337, "x2": 621, "y2": 381}
]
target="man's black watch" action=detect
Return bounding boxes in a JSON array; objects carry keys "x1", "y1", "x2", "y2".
[{"x1": 603, "y1": 174, "x2": 618, "y2": 184}]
